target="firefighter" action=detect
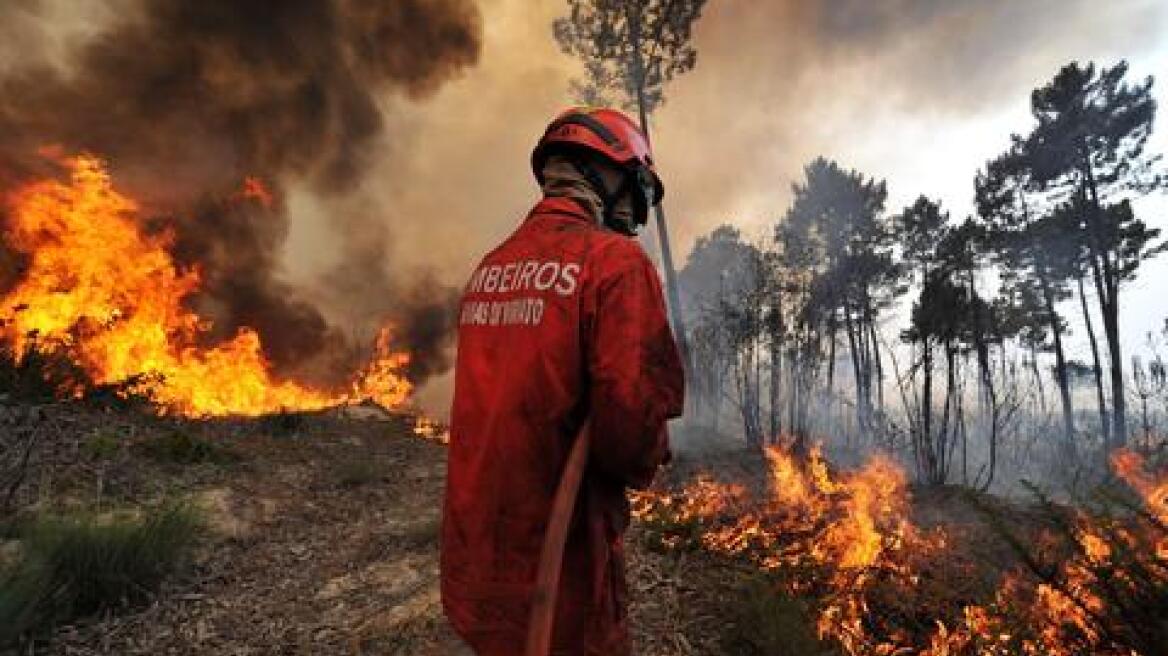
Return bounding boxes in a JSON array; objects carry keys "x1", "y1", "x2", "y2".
[{"x1": 441, "y1": 107, "x2": 685, "y2": 655}]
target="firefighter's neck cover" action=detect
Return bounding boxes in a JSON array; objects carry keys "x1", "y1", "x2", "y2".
[
  {"x1": 541, "y1": 154, "x2": 636, "y2": 230},
  {"x1": 442, "y1": 195, "x2": 684, "y2": 655}
]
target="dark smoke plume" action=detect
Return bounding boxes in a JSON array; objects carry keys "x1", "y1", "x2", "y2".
[{"x1": 0, "y1": 0, "x2": 482, "y2": 385}]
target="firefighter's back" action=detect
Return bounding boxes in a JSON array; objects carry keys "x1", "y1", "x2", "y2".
[{"x1": 442, "y1": 196, "x2": 640, "y2": 655}]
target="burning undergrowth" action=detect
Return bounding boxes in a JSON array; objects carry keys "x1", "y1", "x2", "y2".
[
  {"x1": 0, "y1": 0, "x2": 484, "y2": 415},
  {"x1": 1, "y1": 152, "x2": 412, "y2": 416},
  {"x1": 633, "y1": 445, "x2": 1168, "y2": 656}
]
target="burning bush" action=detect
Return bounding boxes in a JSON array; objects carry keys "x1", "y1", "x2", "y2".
[
  {"x1": 931, "y1": 451, "x2": 1168, "y2": 656},
  {"x1": 634, "y1": 446, "x2": 1168, "y2": 656},
  {"x1": 0, "y1": 332, "x2": 89, "y2": 404},
  {"x1": 0, "y1": 154, "x2": 413, "y2": 417},
  {"x1": 634, "y1": 446, "x2": 960, "y2": 653}
]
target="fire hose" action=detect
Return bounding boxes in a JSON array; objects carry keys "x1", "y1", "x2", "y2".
[{"x1": 524, "y1": 423, "x2": 591, "y2": 656}]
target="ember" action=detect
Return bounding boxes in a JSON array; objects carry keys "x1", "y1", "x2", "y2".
[{"x1": 412, "y1": 415, "x2": 450, "y2": 445}]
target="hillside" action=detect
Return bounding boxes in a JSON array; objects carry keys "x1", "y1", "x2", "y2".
[
  {"x1": 3, "y1": 405, "x2": 1164, "y2": 656},
  {"x1": 1, "y1": 407, "x2": 744, "y2": 655}
]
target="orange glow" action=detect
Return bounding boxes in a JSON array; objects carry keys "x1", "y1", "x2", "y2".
[
  {"x1": 1, "y1": 153, "x2": 412, "y2": 416},
  {"x1": 412, "y1": 415, "x2": 450, "y2": 445},
  {"x1": 237, "y1": 176, "x2": 276, "y2": 209},
  {"x1": 636, "y1": 445, "x2": 1167, "y2": 656},
  {"x1": 1112, "y1": 449, "x2": 1168, "y2": 560},
  {"x1": 634, "y1": 444, "x2": 948, "y2": 654}
]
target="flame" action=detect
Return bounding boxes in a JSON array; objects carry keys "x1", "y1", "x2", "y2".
[
  {"x1": 635, "y1": 446, "x2": 1167, "y2": 656},
  {"x1": 237, "y1": 176, "x2": 275, "y2": 208},
  {"x1": 1111, "y1": 449, "x2": 1168, "y2": 560},
  {"x1": 924, "y1": 450, "x2": 1167, "y2": 656},
  {"x1": 634, "y1": 444, "x2": 948, "y2": 652},
  {"x1": 1, "y1": 153, "x2": 412, "y2": 416},
  {"x1": 412, "y1": 415, "x2": 450, "y2": 445}
]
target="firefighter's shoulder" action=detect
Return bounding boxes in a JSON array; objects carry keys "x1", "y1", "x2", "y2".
[
  {"x1": 584, "y1": 229, "x2": 651, "y2": 268},
  {"x1": 581, "y1": 231, "x2": 659, "y2": 292}
]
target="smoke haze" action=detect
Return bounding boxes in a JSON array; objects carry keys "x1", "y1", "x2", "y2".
[
  {"x1": 2, "y1": 0, "x2": 1165, "y2": 413},
  {"x1": 0, "y1": 0, "x2": 481, "y2": 386}
]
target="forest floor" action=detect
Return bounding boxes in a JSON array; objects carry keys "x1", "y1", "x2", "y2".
[{"x1": 1, "y1": 406, "x2": 1019, "y2": 656}]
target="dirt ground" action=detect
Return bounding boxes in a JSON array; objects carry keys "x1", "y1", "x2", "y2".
[
  {"x1": 5, "y1": 408, "x2": 742, "y2": 656},
  {"x1": 4, "y1": 405, "x2": 1032, "y2": 656}
]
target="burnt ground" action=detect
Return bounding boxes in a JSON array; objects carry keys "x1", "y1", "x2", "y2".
[{"x1": 2, "y1": 408, "x2": 752, "y2": 656}]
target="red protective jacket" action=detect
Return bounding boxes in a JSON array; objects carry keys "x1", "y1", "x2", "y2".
[{"x1": 442, "y1": 197, "x2": 685, "y2": 655}]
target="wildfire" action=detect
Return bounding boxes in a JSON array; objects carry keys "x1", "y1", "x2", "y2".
[
  {"x1": 635, "y1": 445, "x2": 1168, "y2": 656},
  {"x1": 634, "y1": 444, "x2": 949, "y2": 652},
  {"x1": 412, "y1": 415, "x2": 451, "y2": 445},
  {"x1": 1, "y1": 153, "x2": 412, "y2": 416},
  {"x1": 926, "y1": 450, "x2": 1168, "y2": 656}
]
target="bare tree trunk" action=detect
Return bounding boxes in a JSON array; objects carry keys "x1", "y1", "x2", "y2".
[
  {"x1": 937, "y1": 343, "x2": 957, "y2": 484},
  {"x1": 860, "y1": 293, "x2": 876, "y2": 417},
  {"x1": 769, "y1": 337, "x2": 782, "y2": 441},
  {"x1": 712, "y1": 359, "x2": 722, "y2": 433},
  {"x1": 826, "y1": 314, "x2": 837, "y2": 395},
  {"x1": 921, "y1": 339, "x2": 935, "y2": 481},
  {"x1": 843, "y1": 300, "x2": 867, "y2": 433},
  {"x1": 1039, "y1": 271, "x2": 1076, "y2": 453},
  {"x1": 1140, "y1": 392, "x2": 1151, "y2": 450},
  {"x1": 868, "y1": 317, "x2": 884, "y2": 413},
  {"x1": 1077, "y1": 273, "x2": 1110, "y2": 445},
  {"x1": 966, "y1": 273, "x2": 998, "y2": 491},
  {"x1": 1103, "y1": 296, "x2": 1125, "y2": 446},
  {"x1": 788, "y1": 346, "x2": 798, "y2": 439},
  {"x1": 1028, "y1": 343, "x2": 1047, "y2": 413},
  {"x1": 754, "y1": 336, "x2": 764, "y2": 442},
  {"x1": 626, "y1": 4, "x2": 690, "y2": 383},
  {"x1": 1081, "y1": 152, "x2": 1126, "y2": 446}
]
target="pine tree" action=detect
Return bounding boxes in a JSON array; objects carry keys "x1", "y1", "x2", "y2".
[
  {"x1": 554, "y1": 0, "x2": 710, "y2": 379},
  {"x1": 1023, "y1": 61, "x2": 1167, "y2": 446}
]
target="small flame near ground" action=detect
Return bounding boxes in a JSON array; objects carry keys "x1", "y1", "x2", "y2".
[
  {"x1": 1, "y1": 152, "x2": 412, "y2": 417},
  {"x1": 633, "y1": 445, "x2": 1167, "y2": 656},
  {"x1": 412, "y1": 415, "x2": 450, "y2": 445}
]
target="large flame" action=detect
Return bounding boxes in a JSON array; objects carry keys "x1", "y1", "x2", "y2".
[
  {"x1": 1, "y1": 153, "x2": 412, "y2": 416},
  {"x1": 634, "y1": 444, "x2": 949, "y2": 653},
  {"x1": 635, "y1": 445, "x2": 1168, "y2": 656},
  {"x1": 926, "y1": 450, "x2": 1168, "y2": 656}
]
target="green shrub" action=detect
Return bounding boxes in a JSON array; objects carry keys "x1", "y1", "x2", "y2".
[
  {"x1": 334, "y1": 458, "x2": 382, "y2": 488},
  {"x1": 259, "y1": 409, "x2": 305, "y2": 438},
  {"x1": 81, "y1": 432, "x2": 122, "y2": 460},
  {"x1": 136, "y1": 430, "x2": 235, "y2": 465},
  {"x1": 721, "y1": 576, "x2": 834, "y2": 656},
  {"x1": 0, "y1": 504, "x2": 200, "y2": 645}
]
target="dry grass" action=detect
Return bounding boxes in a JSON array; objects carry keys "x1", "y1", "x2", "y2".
[{"x1": 0, "y1": 504, "x2": 200, "y2": 647}]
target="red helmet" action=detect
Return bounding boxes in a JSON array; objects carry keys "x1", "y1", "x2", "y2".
[{"x1": 532, "y1": 107, "x2": 664, "y2": 205}]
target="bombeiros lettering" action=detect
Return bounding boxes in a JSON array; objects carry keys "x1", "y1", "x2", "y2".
[{"x1": 464, "y1": 260, "x2": 580, "y2": 297}]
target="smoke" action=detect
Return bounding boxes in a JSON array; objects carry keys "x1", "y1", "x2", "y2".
[
  {"x1": 0, "y1": 0, "x2": 481, "y2": 385},
  {"x1": 640, "y1": 0, "x2": 1167, "y2": 253},
  {"x1": 3, "y1": 0, "x2": 1161, "y2": 413}
]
